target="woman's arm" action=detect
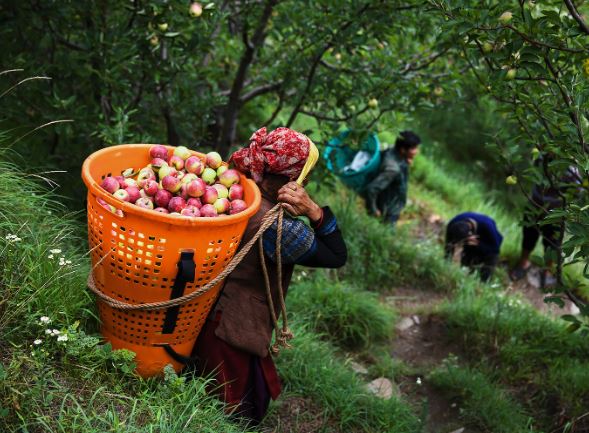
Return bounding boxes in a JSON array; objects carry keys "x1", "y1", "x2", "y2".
[{"x1": 261, "y1": 182, "x2": 347, "y2": 268}]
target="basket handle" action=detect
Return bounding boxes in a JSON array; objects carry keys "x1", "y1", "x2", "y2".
[{"x1": 161, "y1": 250, "x2": 196, "y2": 335}]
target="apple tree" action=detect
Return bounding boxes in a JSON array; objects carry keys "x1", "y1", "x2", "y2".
[{"x1": 428, "y1": 0, "x2": 589, "y2": 326}]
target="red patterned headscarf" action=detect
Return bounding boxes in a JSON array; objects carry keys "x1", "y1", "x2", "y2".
[{"x1": 230, "y1": 127, "x2": 311, "y2": 183}]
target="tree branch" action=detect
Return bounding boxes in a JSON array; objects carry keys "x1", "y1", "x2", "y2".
[
  {"x1": 240, "y1": 82, "x2": 282, "y2": 104},
  {"x1": 563, "y1": 0, "x2": 589, "y2": 35}
]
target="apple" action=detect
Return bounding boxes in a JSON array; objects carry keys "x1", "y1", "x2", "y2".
[
  {"x1": 217, "y1": 165, "x2": 228, "y2": 177},
  {"x1": 218, "y1": 169, "x2": 240, "y2": 188},
  {"x1": 139, "y1": 189, "x2": 149, "y2": 199},
  {"x1": 143, "y1": 179, "x2": 159, "y2": 196},
  {"x1": 122, "y1": 167, "x2": 136, "y2": 178},
  {"x1": 135, "y1": 197, "x2": 154, "y2": 210},
  {"x1": 186, "y1": 178, "x2": 206, "y2": 197},
  {"x1": 151, "y1": 158, "x2": 168, "y2": 173},
  {"x1": 200, "y1": 204, "x2": 218, "y2": 217},
  {"x1": 137, "y1": 168, "x2": 156, "y2": 188},
  {"x1": 177, "y1": 171, "x2": 186, "y2": 181},
  {"x1": 114, "y1": 176, "x2": 126, "y2": 188},
  {"x1": 185, "y1": 156, "x2": 205, "y2": 175},
  {"x1": 189, "y1": 2, "x2": 202, "y2": 17},
  {"x1": 499, "y1": 11, "x2": 512, "y2": 24},
  {"x1": 506, "y1": 68, "x2": 517, "y2": 80},
  {"x1": 214, "y1": 198, "x2": 230, "y2": 214},
  {"x1": 154, "y1": 207, "x2": 170, "y2": 214},
  {"x1": 113, "y1": 189, "x2": 130, "y2": 202},
  {"x1": 169, "y1": 155, "x2": 185, "y2": 171},
  {"x1": 213, "y1": 183, "x2": 229, "y2": 199},
  {"x1": 158, "y1": 23, "x2": 168, "y2": 32},
  {"x1": 187, "y1": 197, "x2": 202, "y2": 209},
  {"x1": 154, "y1": 189, "x2": 173, "y2": 208},
  {"x1": 179, "y1": 184, "x2": 189, "y2": 200},
  {"x1": 158, "y1": 164, "x2": 177, "y2": 180},
  {"x1": 168, "y1": 196, "x2": 187, "y2": 213},
  {"x1": 505, "y1": 175, "x2": 518, "y2": 185},
  {"x1": 181, "y1": 173, "x2": 198, "y2": 186},
  {"x1": 150, "y1": 145, "x2": 169, "y2": 160},
  {"x1": 97, "y1": 197, "x2": 116, "y2": 213},
  {"x1": 202, "y1": 167, "x2": 217, "y2": 185},
  {"x1": 205, "y1": 151, "x2": 222, "y2": 169},
  {"x1": 123, "y1": 178, "x2": 138, "y2": 188},
  {"x1": 202, "y1": 186, "x2": 218, "y2": 204},
  {"x1": 229, "y1": 199, "x2": 248, "y2": 215},
  {"x1": 367, "y1": 98, "x2": 378, "y2": 109},
  {"x1": 162, "y1": 175, "x2": 182, "y2": 193},
  {"x1": 532, "y1": 148, "x2": 540, "y2": 159},
  {"x1": 229, "y1": 184, "x2": 244, "y2": 201},
  {"x1": 150, "y1": 36, "x2": 159, "y2": 46},
  {"x1": 482, "y1": 42, "x2": 493, "y2": 53},
  {"x1": 101, "y1": 177, "x2": 119, "y2": 194},
  {"x1": 125, "y1": 186, "x2": 141, "y2": 203},
  {"x1": 181, "y1": 206, "x2": 201, "y2": 217},
  {"x1": 173, "y1": 145, "x2": 192, "y2": 160}
]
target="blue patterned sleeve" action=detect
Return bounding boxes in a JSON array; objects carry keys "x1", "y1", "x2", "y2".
[{"x1": 262, "y1": 217, "x2": 316, "y2": 264}]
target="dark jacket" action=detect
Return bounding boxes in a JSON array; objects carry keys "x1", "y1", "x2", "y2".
[{"x1": 364, "y1": 148, "x2": 408, "y2": 219}]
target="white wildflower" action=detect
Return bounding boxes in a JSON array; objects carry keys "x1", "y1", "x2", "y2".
[
  {"x1": 34, "y1": 339, "x2": 42, "y2": 345},
  {"x1": 50, "y1": 329, "x2": 60, "y2": 336},
  {"x1": 416, "y1": 377, "x2": 422, "y2": 385},
  {"x1": 39, "y1": 316, "x2": 51, "y2": 324},
  {"x1": 65, "y1": 260, "x2": 72, "y2": 265},
  {"x1": 49, "y1": 249, "x2": 62, "y2": 254},
  {"x1": 48, "y1": 254, "x2": 54, "y2": 259},
  {"x1": 45, "y1": 329, "x2": 52, "y2": 335},
  {"x1": 5, "y1": 234, "x2": 22, "y2": 242},
  {"x1": 57, "y1": 335, "x2": 68, "y2": 342}
]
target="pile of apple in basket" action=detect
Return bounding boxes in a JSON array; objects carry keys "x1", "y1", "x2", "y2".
[{"x1": 98, "y1": 145, "x2": 248, "y2": 218}]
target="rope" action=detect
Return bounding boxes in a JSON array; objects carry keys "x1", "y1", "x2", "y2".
[{"x1": 87, "y1": 204, "x2": 283, "y2": 311}]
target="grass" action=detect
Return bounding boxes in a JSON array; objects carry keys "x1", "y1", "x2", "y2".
[{"x1": 429, "y1": 361, "x2": 538, "y2": 433}]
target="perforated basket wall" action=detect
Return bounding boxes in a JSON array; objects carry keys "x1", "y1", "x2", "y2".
[{"x1": 82, "y1": 144, "x2": 261, "y2": 377}]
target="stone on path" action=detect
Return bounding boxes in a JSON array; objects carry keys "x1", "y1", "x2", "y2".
[
  {"x1": 365, "y1": 377, "x2": 400, "y2": 400},
  {"x1": 396, "y1": 317, "x2": 414, "y2": 331}
]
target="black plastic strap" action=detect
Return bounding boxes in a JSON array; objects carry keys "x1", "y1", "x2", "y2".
[
  {"x1": 158, "y1": 343, "x2": 200, "y2": 367},
  {"x1": 162, "y1": 251, "x2": 196, "y2": 334}
]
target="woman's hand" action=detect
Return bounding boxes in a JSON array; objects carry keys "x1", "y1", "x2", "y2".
[{"x1": 277, "y1": 181, "x2": 323, "y2": 223}]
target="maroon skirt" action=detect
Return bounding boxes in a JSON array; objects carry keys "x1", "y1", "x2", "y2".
[{"x1": 192, "y1": 312, "x2": 281, "y2": 423}]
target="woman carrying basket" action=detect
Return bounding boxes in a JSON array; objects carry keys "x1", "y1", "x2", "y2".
[{"x1": 190, "y1": 127, "x2": 347, "y2": 425}]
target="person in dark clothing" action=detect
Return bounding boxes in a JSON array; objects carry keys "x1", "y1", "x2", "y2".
[
  {"x1": 445, "y1": 212, "x2": 503, "y2": 282},
  {"x1": 510, "y1": 159, "x2": 580, "y2": 287},
  {"x1": 191, "y1": 127, "x2": 347, "y2": 426},
  {"x1": 364, "y1": 131, "x2": 421, "y2": 226}
]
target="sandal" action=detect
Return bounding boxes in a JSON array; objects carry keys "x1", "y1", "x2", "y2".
[{"x1": 509, "y1": 266, "x2": 529, "y2": 281}]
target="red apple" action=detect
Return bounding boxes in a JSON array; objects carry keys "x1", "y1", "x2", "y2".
[
  {"x1": 97, "y1": 197, "x2": 116, "y2": 213},
  {"x1": 113, "y1": 189, "x2": 130, "y2": 202},
  {"x1": 137, "y1": 168, "x2": 156, "y2": 188},
  {"x1": 213, "y1": 183, "x2": 229, "y2": 199},
  {"x1": 186, "y1": 178, "x2": 206, "y2": 197},
  {"x1": 135, "y1": 197, "x2": 154, "y2": 210},
  {"x1": 187, "y1": 197, "x2": 202, "y2": 209},
  {"x1": 181, "y1": 206, "x2": 201, "y2": 217},
  {"x1": 185, "y1": 156, "x2": 205, "y2": 175},
  {"x1": 125, "y1": 186, "x2": 141, "y2": 203},
  {"x1": 189, "y1": 2, "x2": 203, "y2": 17},
  {"x1": 150, "y1": 145, "x2": 168, "y2": 160},
  {"x1": 154, "y1": 189, "x2": 173, "y2": 208},
  {"x1": 229, "y1": 184, "x2": 244, "y2": 201},
  {"x1": 143, "y1": 179, "x2": 159, "y2": 196},
  {"x1": 168, "y1": 196, "x2": 187, "y2": 213},
  {"x1": 218, "y1": 169, "x2": 240, "y2": 188},
  {"x1": 214, "y1": 198, "x2": 230, "y2": 214},
  {"x1": 202, "y1": 186, "x2": 218, "y2": 204},
  {"x1": 206, "y1": 151, "x2": 222, "y2": 169},
  {"x1": 180, "y1": 173, "x2": 198, "y2": 186},
  {"x1": 162, "y1": 175, "x2": 182, "y2": 193},
  {"x1": 169, "y1": 155, "x2": 185, "y2": 171},
  {"x1": 173, "y1": 145, "x2": 192, "y2": 160},
  {"x1": 123, "y1": 178, "x2": 138, "y2": 188},
  {"x1": 158, "y1": 164, "x2": 177, "y2": 180},
  {"x1": 154, "y1": 207, "x2": 170, "y2": 214},
  {"x1": 101, "y1": 177, "x2": 119, "y2": 194},
  {"x1": 151, "y1": 158, "x2": 167, "y2": 173},
  {"x1": 230, "y1": 199, "x2": 248, "y2": 215},
  {"x1": 200, "y1": 204, "x2": 218, "y2": 217},
  {"x1": 115, "y1": 175, "x2": 126, "y2": 188}
]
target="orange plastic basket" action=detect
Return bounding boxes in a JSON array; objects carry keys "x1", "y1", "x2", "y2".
[{"x1": 82, "y1": 144, "x2": 261, "y2": 377}]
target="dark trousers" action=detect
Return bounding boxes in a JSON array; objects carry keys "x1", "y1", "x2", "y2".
[
  {"x1": 462, "y1": 247, "x2": 498, "y2": 282},
  {"x1": 521, "y1": 217, "x2": 560, "y2": 254}
]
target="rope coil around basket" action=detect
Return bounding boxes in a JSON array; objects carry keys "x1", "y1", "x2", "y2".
[{"x1": 87, "y1": 203, "x2": 293, "y2": 353}]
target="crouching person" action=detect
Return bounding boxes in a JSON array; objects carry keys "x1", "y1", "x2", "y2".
[
  {"x1": 190, "y1": 127, "x2": 347, "y2": 426},
  {"x1": 445, "y1": 212, "x2": 503, "y2": 282}
]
